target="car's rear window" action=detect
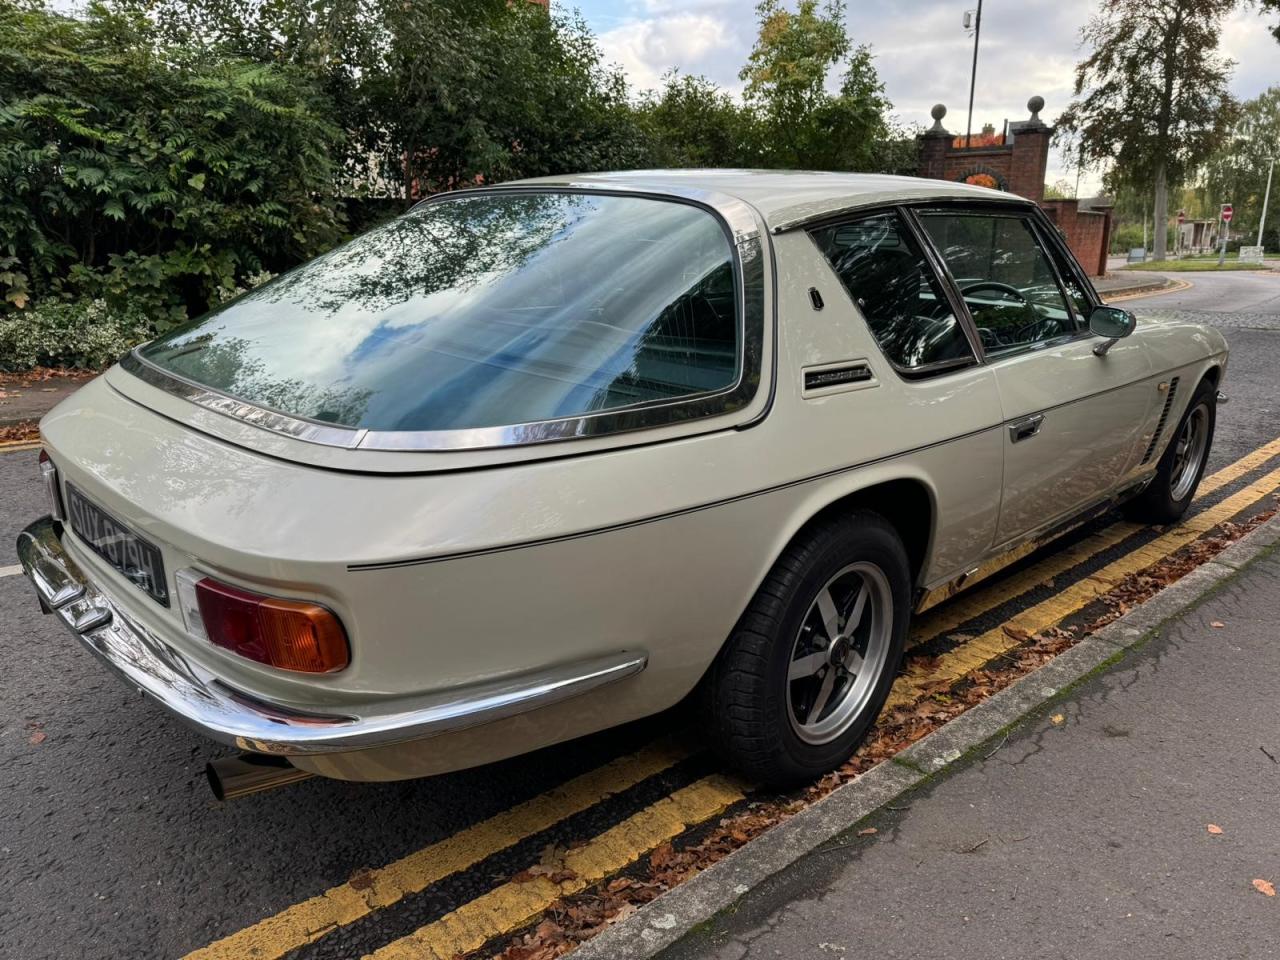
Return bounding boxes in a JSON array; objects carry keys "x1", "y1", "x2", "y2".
[{"x1": 140, "y1": 192, "x2": 740, "y2": 432}]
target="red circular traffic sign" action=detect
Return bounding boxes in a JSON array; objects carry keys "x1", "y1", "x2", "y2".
[{"x1": 1222, "y1": 204, "x2": 1233, "y2": 223}]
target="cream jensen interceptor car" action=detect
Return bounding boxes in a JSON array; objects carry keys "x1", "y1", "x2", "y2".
[{"x1": 19, "y1": 171, "x2": 1227, "y2": 798}]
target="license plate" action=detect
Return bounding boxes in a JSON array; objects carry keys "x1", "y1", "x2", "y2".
[{"x1": 65, "y1": 484, "x2": 169, "y2": 606}]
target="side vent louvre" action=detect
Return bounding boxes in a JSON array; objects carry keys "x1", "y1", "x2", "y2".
[
  {"x1": 804, "y1": 363, "x2": 873, "y2": 392},
  {"x1": 1141, "y1": 377, "x2": 1180, "y2": 465}
]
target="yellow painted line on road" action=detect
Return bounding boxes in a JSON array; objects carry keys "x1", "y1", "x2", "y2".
[
  {"x1": 889, "y1": 463, "x2": 1280, "y2": 708},
  {"x1": 183, "y1": 740, "x2": 694, "y2": 960},
  {"x1": 0, "y1": 440, "x2": 41, "y2": 453},
  {"x1": 365, "y1": 775, "x2": 745, "y2": 960},
  {"x1": 912, "y1": 434, "x2": 1280, "y2": 645}
]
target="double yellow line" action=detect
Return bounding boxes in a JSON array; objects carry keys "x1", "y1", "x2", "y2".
[{"x1": 184, "y1": 436, "x2": 1280, "y2": 960}]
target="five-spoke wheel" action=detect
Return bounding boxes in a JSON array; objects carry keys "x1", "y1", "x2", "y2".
[
  {"x1": 703, "y1": 511, "x2": 910, "y2": 785},
  {"x1": 786, "y1": 562, "x2": 894, "y2": 746}
]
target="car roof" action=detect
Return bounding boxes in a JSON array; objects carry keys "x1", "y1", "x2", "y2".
[{"x1": 510, "y1": 169, "x2": 1028, "y2": 234}]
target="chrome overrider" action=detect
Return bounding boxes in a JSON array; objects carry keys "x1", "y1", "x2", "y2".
[{"x1": 16, "y1": 516, "x2": 647, "y2": 756}]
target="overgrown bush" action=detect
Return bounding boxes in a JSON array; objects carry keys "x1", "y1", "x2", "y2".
[
  {"x1": 0, "y1": 0, "x2": 344, "y2": 329},
  {"x1": 0, "y1": 299, "x2": 150, "y2": 370}
]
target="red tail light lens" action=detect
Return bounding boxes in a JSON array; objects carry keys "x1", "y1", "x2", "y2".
[{"x1": 181, "y1": 575, "x2": 349, "y2": 673}]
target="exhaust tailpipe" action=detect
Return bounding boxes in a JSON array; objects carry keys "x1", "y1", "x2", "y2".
[{"x1": 206, "y1": 753, "x2": 314, "y2": 801}]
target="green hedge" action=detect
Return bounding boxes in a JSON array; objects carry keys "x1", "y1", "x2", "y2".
[{"x1": 0, "y1": 1, "x2": 344, "y2": 334}]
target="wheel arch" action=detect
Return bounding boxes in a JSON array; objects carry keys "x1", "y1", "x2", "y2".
[{"x1": 790, "y1": 477, "x2": 936, "y2": 588}]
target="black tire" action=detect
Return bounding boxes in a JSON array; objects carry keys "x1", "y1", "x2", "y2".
[
  {"x1": 1123, "y1": 379, "x2": 1217, "y2": 525},
  {"x1": 702, "y1": 510, "x2": 911, "y2": 786}
]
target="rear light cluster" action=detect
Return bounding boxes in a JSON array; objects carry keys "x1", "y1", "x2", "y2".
[{"x1": 176, "y1": 571, "x2": 349, "y2": 673}]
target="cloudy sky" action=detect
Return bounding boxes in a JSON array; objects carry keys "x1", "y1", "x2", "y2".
[{"x1": 558, "y1": 0, "x2": 1279, "y2": 192}]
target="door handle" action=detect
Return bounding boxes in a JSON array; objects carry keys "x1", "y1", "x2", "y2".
[{"x1": 1008, "y1": 414, "x2": 1045, "y2": 443}]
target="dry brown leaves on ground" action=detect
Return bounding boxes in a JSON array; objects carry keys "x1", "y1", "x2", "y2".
[
  {"x1": 0, "y1": 367, "x2": 96, "y2": 387},
  {"x1": 0, "y1": 421, "x2": 39, "y2": 444},
  {"x1": 1080, "y1": 512, "x2": 1276, "y2": 636}
]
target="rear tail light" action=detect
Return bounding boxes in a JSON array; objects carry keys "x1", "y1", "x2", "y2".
[
  {"x1": 38, "y1": 449, "x2": 65, "y2": 521},
  {"x1": 176, "y1": 571, "x2": 349, "y2": 673}
]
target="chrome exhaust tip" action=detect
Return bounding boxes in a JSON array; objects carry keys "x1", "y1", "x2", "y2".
[{"x1": 206, "y1": 753, "x2": 314, "y2": 801}]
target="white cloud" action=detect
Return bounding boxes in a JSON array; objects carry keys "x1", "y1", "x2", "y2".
[{"x1": 597, "y1": 6, "x2": 750, "y2": 95}]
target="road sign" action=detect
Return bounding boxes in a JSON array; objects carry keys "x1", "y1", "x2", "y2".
[
  {"x1": 1177, "y1": 209, "x2": 1186, "y2": 224},
  {"x1": 1222, "y1": 203, "x2": 1233, "y2": 223}
]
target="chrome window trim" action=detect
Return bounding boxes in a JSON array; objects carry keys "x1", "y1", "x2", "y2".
[
  {"x1": 909, "y1": 202, "x2": 1096, "y2": 365},
  {"x1": 805, "y1": 207, "x2": 981, "y2": 382},
  {"x1": 125, "y1": 185, "x2": 767, "y2": 453}
]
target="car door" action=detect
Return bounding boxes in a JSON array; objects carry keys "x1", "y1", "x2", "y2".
[{"x1": 915, "y1": 205, "x2": 1155, "y2": 547}]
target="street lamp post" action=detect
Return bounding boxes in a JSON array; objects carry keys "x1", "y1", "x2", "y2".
[
  {"x1": 1259, "y1": 156, "x2": 1276, "y2": 250},
  {"x1": 964, "y1": 0, "x2": 983, "y2": 148}
]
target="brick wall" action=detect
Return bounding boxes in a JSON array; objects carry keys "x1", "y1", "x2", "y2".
[
  {"x1": 1041, "y1": 201, "x2": 1113, "y2": 277},
  {"x1": 915, "y1": 98, "x2": 1111, "y2": 276}
]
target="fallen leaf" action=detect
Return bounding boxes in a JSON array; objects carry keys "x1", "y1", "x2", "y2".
[
  {"x1": 1002, "y1": 625, "x2": 1032, "y2": 644},
  {"x1": 1253, "y1": 879, "x2": 1276, "y2": 897},
  {"x1": 857, "y1": 827, "x2": 877, "y2": 836},
  {"x1": 1210, "y1": 621, "x2": 1226, "y2": 629},
  {"x1": 1207, "y1": 824, "x2": 1223, "y2": 835},
  {"x1": 348, "y1": 868, "x2": 375, "y2": 890},
  {"x1": 1050, "y1": 714, "x2": 1065, "y2": 726},
  {"x1": 29, "y1": 731, "x2": 46, "y2": 745}
]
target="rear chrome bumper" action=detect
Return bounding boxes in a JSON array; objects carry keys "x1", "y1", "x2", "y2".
[{"x1": 16, "y1": 516, "x2": 646, "y2": 755}]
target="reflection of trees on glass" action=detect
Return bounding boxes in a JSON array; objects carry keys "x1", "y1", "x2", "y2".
[
  {"x1": 814, "y1": 215, "x2": 974, "y2": 369},
  {"x1": 141, "y1": 193, "x2": 741, "y2": 431},
  {"x1": 164, "y1": 338, "x2": 375, "y2": 425}
]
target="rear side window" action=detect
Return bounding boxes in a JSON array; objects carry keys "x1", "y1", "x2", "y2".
[
  {"x1": 811, "y1": 214, "x2": 975, "y2": 372},
  {"x1": 140, "y1": 193, "x2": 740, "y2": 432}
]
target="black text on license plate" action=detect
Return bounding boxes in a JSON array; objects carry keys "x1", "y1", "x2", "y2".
[{"x1": 65, "y1": 484, "x2": 169, "y2": 606}]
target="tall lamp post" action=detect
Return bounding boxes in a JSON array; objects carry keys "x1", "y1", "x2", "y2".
[
  {"x1": 964, "y1": 0, "x2": 983, "y2": 148},
  {"x1": 1259, "y1": 155, "x2": 1276, "y2": 249}
]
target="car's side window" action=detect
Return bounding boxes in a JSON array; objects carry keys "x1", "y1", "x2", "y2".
[
  {"x1": 918, "y1": 212, "x2": 1082, "y2": 356},
  {"x1": 1040, "y1": 225, "x2": 1094, "y2": 320},
  {"x1": 811, "y1": 213, "x2": 976, "y2": 373}
]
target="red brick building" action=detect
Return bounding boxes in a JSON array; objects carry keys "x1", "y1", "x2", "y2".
[{"x1": 917, "y1": 97, "x2": 1113, "y2": 277}]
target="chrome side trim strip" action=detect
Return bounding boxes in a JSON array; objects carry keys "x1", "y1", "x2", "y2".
[{"x1": 16, "y1": 517, "x2": 647, "y2": 755}]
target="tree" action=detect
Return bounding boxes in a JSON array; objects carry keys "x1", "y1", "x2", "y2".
[
  {"x1": 738, "y1": 0, "x2": 897, "y2": 171},
  {"x1": 1260, "y1": 0, "x2": 1280, "y2": 42},
  {"x1": 637, "y1": 71, "x2": 752, "y2": 168},
  {"x1": 1056, "y1": 0, "x2": 1238, "y2": 261},
  {"x1": 0, "y1": 0, "x2": 344, "y2": 322},
  {"x1": 1201, "y1": 86, "x2": 1280, "y2": 244}
]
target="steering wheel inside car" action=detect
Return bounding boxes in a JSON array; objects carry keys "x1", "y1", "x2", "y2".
[{"x1": 959, "y1": 280, "x2": 1029, "y2": 303}]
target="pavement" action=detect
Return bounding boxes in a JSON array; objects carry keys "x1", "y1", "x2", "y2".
[
  {"x1": 0, "y1": 372, "x2": 87, "y2": 429},
  {"x1": 2, "y1": 270, "x2": 1280, "y2": 959},
  {"x1": 660, "y1": 545, "x2": 1280, "y2": 960}
]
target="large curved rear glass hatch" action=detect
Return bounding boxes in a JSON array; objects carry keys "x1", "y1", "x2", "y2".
[{"x1": 134, "y1": 191, "x2": 762, "y2": 449}]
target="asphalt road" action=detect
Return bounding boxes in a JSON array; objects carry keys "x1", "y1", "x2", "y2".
[{"x1": 2, "y1": 269, "x2": 1278, "y2": 960}]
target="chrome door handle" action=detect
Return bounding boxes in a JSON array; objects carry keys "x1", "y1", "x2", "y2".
[{"x1": 1008, "y1": 414, "x2": 1044, "y2": 443}]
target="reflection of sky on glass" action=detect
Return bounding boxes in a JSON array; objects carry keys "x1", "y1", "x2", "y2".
[{"x1": 144, "y1": 194, "x2": 739, "y2": 431}]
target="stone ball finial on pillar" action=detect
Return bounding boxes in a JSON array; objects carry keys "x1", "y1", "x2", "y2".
[
  {"x1": 1027, "y1": 96, "x2": 1045, "y2": 125},
  {"x1": 927, "y1": 103, "x2": 949, "y2": 136}
]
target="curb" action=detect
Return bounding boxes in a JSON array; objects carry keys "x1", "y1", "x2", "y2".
[
  {"x1": 569, "y1": 513, "x2": 1280, "y2": 960},
  {"x1": 1102, "y1": 276, "x2": 1192, "y2": 303}
]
